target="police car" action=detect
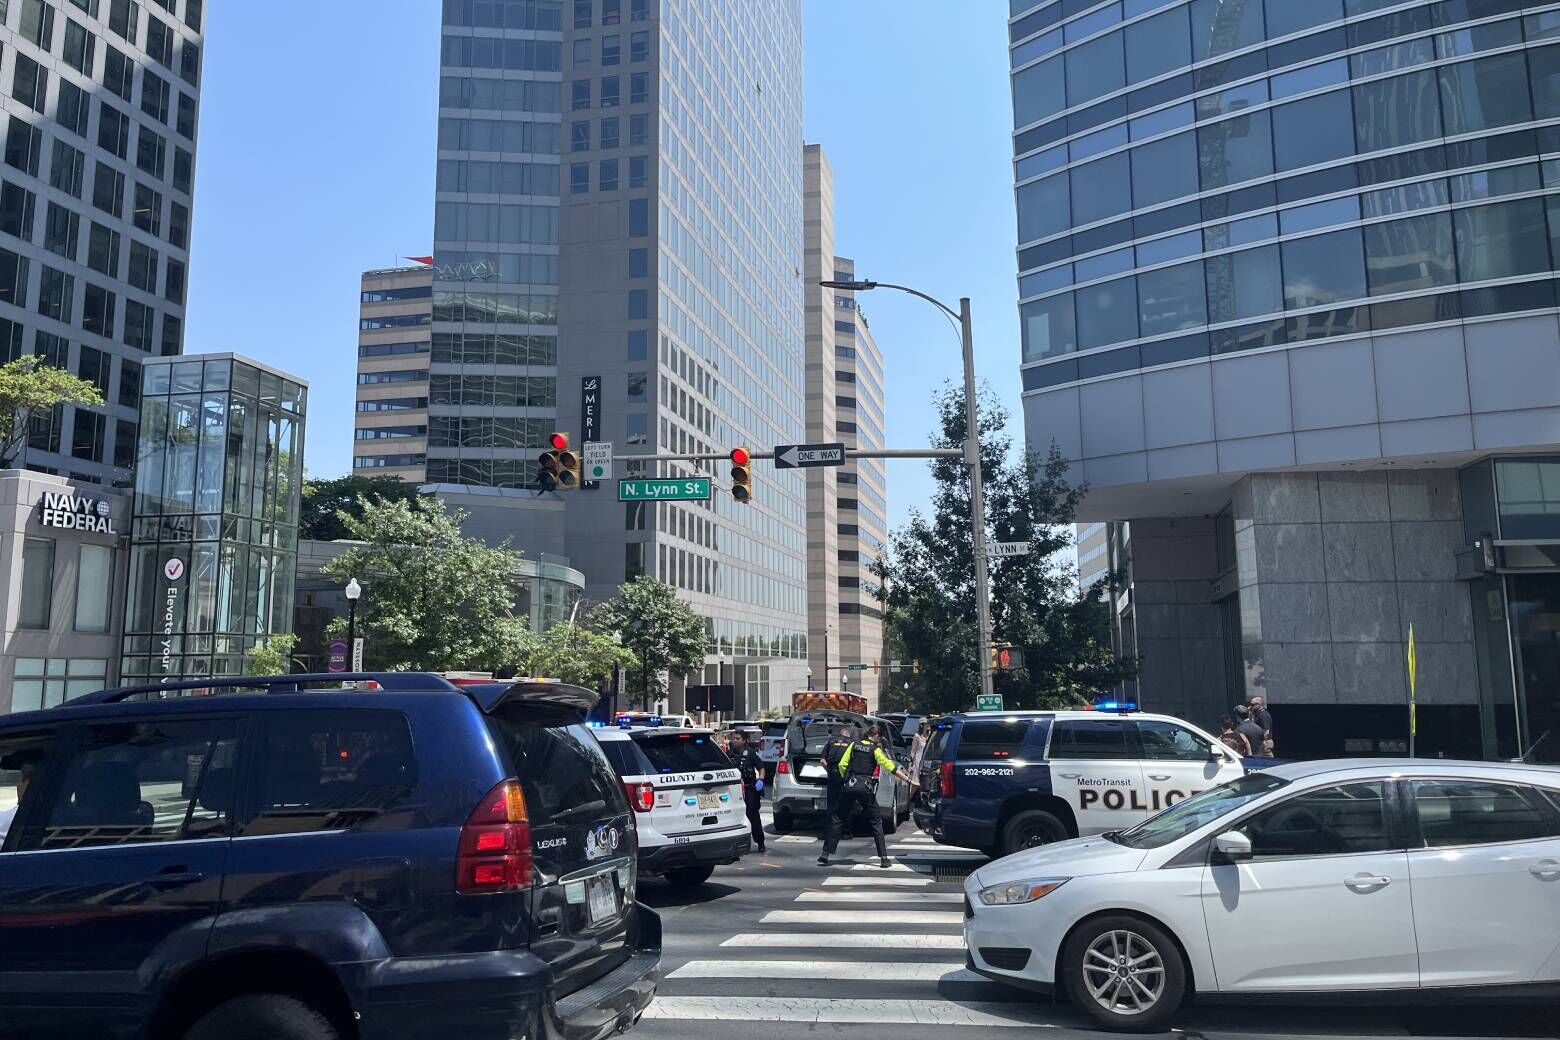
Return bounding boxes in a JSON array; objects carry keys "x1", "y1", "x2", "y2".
[
  {"x1": 593, "y1": 725, "x2": 750, "y2": 887},
  {"x1": 913, "y1": 707, "x2": 1244, "y2": 858}
]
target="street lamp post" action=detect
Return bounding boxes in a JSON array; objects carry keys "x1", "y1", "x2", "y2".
[
  {"x1": 344, "y1": 578, "x2": 362, "y2": 668},
  {"x1": 820, "y1": 279, "x2": 995, "y2": 699}
]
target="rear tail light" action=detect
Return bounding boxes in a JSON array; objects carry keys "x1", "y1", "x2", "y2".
[
  {"x1": 777, "y1": 759, "x2": 789, "y2": 775},
  {"x1": 457, "y1": 779, "x2": 532, "y2": 893},
  {"x1": 625, "y1": 781, "x2": 655, "y2": 813},
  {"x1": 939, "y1": 761, "x2": 956, "y2": 799}
]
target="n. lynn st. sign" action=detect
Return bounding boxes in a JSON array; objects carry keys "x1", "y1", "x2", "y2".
[{"x1": 38, "y1": 492, "x2": 117, "y2": 535}]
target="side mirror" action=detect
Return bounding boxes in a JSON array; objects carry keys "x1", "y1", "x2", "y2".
[
  {"x1": 1209, "y1": 745, "x2": 1226, "y2": 761},
  {"x1": 1213, "y1": 830, "x2": 1253, "y2": 863}
]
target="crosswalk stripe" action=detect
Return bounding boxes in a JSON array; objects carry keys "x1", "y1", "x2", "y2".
[
  {"x1": 821, "y1": 875, "x2": 932, "y2": 887},
  {"x1": 643, "y1": 996, "x2": 1055, "y2": 1027},
  {"x1": 795, "y1": 890, "x2": 962, "y2": 904},
  {"x1": 761, "y1": 909, "x2": 965, "y2": 926},
  {"x1": 720, "y1": 932, "x2": 963, "y2": 949},
  {"x1": 668, "y1": 959, "x2": 979, "y2": 982},
  {"x1": 850, "y1": 861, "x2": 914, "y2": 871}
]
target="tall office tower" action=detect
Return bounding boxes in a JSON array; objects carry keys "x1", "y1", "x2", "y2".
[
  {"x1": 803, "y1": 144, "x2": 888, "y2": 706},
  {"x1": 437, "y1": 0, "x2": 809, "y2": 710},
  {"x1": 1075, "y1": 521, "x2": 1110, "y2": 591},
  {"x1": 354, "y1": 264, "x2": 432, "y2": 482},
  {"x1": 0, "y1": 0, "x2": 203, "y2": 482},
  {"x1": 1011, "y1": 0, "x2": 1560, "y2": 761}
]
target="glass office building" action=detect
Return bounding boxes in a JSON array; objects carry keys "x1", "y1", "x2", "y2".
[
  {"x1": 122, "y1": 354, "x2": 307, "y2": 682},
  {"x1": 1013, "y1": 0, "x2": 1560, "y2": 760}
]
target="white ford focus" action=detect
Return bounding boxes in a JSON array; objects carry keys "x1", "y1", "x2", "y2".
[{"x1": 965, "y1": 760, "x2": 1560, "y2": 1032}]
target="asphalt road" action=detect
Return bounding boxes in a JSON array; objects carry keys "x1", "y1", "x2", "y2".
[{"x1": 632, "y1": 808, "x2": 1558, "y2": 1040}]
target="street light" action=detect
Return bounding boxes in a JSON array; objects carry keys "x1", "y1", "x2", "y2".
[
  {"x1": 820, "y1": 277, "x2": 995, "y2": 698},
  {"x1": 344, "y1": 578, "x2": 362, "y2": 669}
]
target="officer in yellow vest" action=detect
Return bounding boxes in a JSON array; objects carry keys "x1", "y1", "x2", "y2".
[{"x1": 818, "y1": 724, "x2": 917, "y2": 868}]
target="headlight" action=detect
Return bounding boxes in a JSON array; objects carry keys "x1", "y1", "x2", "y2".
[{"x1": 977, "y1": 877, "x2": 1068, "y2": 906}]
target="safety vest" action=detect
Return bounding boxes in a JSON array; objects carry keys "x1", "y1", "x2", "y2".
[{"x1": 837, "y1": 740, "x2": 885, "y2": 778}]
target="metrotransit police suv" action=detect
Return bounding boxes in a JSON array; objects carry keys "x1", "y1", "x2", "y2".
[{"x1": 910, "y1": 706, "x2": 1245, "y2": 858}]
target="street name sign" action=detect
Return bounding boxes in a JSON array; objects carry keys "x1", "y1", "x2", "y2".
[
  {"x1": 976, "y1": 693, "x2": 1004, "y2": 711},
  {"x1": 987, "y1": 541, "x2": 1032, "y2": 558},
  {"x1": 846, "y1": 663, "x2": 869, "y2": 672},
  {"x1": 618, "y1": 478, "x2": 712, "y2": 502},
  {"x1": 773, "y1": 442, "x2": 846, "y2": 469},
  {"x1": 584, "y1": 440, "x2": 613, "y2": 482}
]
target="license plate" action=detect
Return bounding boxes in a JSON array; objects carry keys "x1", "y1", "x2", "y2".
[
  {"x1": 586, "y1": 876, "x2": 617, "y2": 925},
  {"x1": 697, "y1": 792, "x2": 721, "y2": 809}
]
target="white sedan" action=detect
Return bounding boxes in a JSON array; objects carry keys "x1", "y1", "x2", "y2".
[{"x1": 965, "y1": 759, "x2": 1560, "y2": 1032}]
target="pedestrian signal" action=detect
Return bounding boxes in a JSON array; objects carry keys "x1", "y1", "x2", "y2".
[
  {"x1": 730, "y1": 446, "x2": 753, "y2": 504},
  {"x1": 991, "y1": 643, "x2": 1022, "y2": 672}
]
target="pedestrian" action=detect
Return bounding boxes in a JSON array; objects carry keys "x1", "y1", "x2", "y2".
[
  {"x1": 909, "y1": 719, "x2": 932, "y2": 776},
  {"x1": 818, "y1": 723, "x2": 918, "y2": 869},
  {"x1": 0, "y1": 755, "x2": 38, "y2": 844},
  {"x1": 1248, "y1": 695, "x2": 1275, "y2": 755},
  {"x1": 1217, "y1": 715, "x2": 1250, "y2": 756},
  {"x1": 1234, "y1": 705, "x2": 1265, "y2": 759},
  {"x1": 727, "y1": 730, "x2": 766, "y2": 853}
]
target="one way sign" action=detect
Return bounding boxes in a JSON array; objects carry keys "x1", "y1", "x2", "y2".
[{"x1": 774, "y1": 442, "x2": 847, "y2": 469}]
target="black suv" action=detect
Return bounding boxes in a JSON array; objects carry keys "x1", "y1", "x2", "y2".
[{"x1": 0, "y1": 673, "x2": 660, "y2": 1040}]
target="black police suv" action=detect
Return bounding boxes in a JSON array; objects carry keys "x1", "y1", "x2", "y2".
[{"x1": 0, "y1": 673, "x2": 660, "y2": 1040}]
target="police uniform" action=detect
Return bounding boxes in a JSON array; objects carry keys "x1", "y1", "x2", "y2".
[
  {"x1": 821, "y1": 732, "x2": 852, "y2": 822},
  {"x1": 818, "y1": 738, "x2": 904, "y2": 867},
  {"x1": 732, "y1": 744, "x2": 766, "y2": 852}
]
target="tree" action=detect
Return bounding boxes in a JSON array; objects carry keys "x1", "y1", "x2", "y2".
[
  {"x1": 524, "y1": 623, "x2": 636, "y2": 688},
  {"x1": 590, "y1": 577, "x2": 706, "y2": 707},
  {"x1": 0, "y1": 356, "x2": 105, "y2": 467},
  {"x1": 300, "y1": 474, "x2": 424, "y2": 542},
  {"x1": 322, "y1": 496, "x2": 531, "y2": 673},
  {"x1": 874, "y1": 386, "x2": 1136, "y2": 714},
  {"x1": 245, "y1": 634, "x2": 298, "y2": 676}
]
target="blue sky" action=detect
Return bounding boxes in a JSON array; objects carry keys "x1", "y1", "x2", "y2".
[{"x1": 185, "y1": 0, "x2": 1019, "y2": 529}]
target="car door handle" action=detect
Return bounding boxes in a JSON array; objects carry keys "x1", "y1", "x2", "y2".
[
  {"x1": 1343, "y1": 874, "x2": 1392, "y2": 892},
  {"x1": 148, "y1": 868, "x2": 205, "y2": 887},
  {"x1": 1058, "y1": 772, "x2": 1082, "y2": 779},
  {"x1": 1147, "y1": 774, "x2": 1172, "y2": 781},
  {"x1": 1529, "y1": 860, "x2": 1560, "y2": 881}
]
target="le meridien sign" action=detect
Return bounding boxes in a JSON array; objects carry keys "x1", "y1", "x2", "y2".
[{"x1": 38, "y1": 492, "x2": 117, "y2": 535}]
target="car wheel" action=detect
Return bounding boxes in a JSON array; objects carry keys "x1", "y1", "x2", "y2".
[
  {"x1": 1001, "y1": 809, "x2": 1067, "y2": 856},
  {"x1": 773, "y1": 809, "x2": 793, "y2": 833},
  {"x1": 665, "y1": 865, "x2": 715, "y2": 888},
  {"x1": 184, "y1": 994, "x2": 339, "y2": 1040},
  {"x1": 1061, "y1": 915, "x2": 1186, "y2": 1034}
]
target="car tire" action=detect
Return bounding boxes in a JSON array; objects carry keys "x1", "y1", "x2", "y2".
[
  {"x1": 664, "y1": 865, "x2": 715, "y2": 888},
  {"x1": 773, "y1": 809, "x2": 793, "y2": 833},
  {"x1": 1001, "y1": 809, "x2": 1067, "y2": 856},
  {"x1": 184, "y1": 994, "x2": 339, "y2": 1040},
  {"x1": 1061, "y1": 915, "x2": 1186, "y2": 1034}
]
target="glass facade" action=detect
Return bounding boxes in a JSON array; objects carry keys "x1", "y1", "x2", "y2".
[
  {"x1": 1012, "y1": 0, "x2": 1560, "y2": 390},
  {"x1": 122, "y1": 356, "x2": 307, "y2": 681}
]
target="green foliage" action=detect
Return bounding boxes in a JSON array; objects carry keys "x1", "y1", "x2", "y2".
[
  {"x1": 322, "y1": 496, "x2": 531, "y2": 673},
  {"x1": 590, "y1": 577, "x2": 706, "y2": 706},
  {"x1": 875, "y1": 386, "x2": 1137, "y2": 714},
  {"x1": 523, "y1": 623, "x2": 637, "y2": 687},
  {"x1": 245, "y1": 634, "x2": 298, "y2": 677},
  {"x1": 0, "y1": 356, "x2": 105, "y2": 467},
  {"x1": 300, "y1": 475, "x2": 423, "y2": 542}
]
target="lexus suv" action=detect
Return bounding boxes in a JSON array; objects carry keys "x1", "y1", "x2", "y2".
[{"x1": 0, "y1": 673, "x2": 660, "y2": 1040}]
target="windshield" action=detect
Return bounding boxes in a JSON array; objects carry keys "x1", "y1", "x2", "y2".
[
  {"x1": 787, "y1": 712, "x2": 860, "y2": 754},
  {"x1": 632, "y1": 732, "x2": 732, "y2": 773},
  {"x1": 1114, "y1": 773, "x2": 1290, "y2": 849}
]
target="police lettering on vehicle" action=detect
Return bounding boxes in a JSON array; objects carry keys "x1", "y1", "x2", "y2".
[
  {"x1": 651, "y1": 769, "x2": 741, "y2": 787},
  {"x1": 1076, "y1": 784, "x2": 1204, "y2": 813}
]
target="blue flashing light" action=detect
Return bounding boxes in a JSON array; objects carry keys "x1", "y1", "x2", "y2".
[
  {"x1": 684, "y1": 797, "x2": 697, "y2": 806},
  {"x1": 618, "y1": 717, "x2": 634, "y2": 728},
  {"x1": 649, "y1": 715, "x2": 663, "y2": 726},
  {"x1": 1090, "y1": 700, "x2": 1138, "y2": 713},
  {"x1": 719, "y1": 794, "x2": 730, "y2": 802}
]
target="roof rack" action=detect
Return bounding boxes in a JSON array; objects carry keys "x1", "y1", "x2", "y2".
[{"x1": 67, "y1": 672, "x2": 459, "y2": 706}]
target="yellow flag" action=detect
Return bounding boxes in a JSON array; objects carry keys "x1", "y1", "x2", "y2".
[{"x1": 1407, "y1": 624, "x2": 1417, "y2": 737}]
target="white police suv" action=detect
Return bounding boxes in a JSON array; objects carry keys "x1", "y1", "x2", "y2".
[{"x1": 593, "y1": 725, "x2": 749, "y2": 888}]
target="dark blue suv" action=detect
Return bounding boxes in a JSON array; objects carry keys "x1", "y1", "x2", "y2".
[{"x1": 0, "y1": 673, "x2": 660, "y2": 1040}]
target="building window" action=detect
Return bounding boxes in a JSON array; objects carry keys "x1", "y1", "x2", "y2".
[
  {"x1": 602, "y1": 35, "x2": 620, "y2": 66},
  {"x1": 631, "y1": 30, "x2": 648, "y2": 62},
  {"x1": 13, "y1": 55, "x2": 49, "y2": 114},
  {"x1": 57, "y1": 81, "x2": 91, "y2": 138},
  {"x1": 601, "y1": 75, "x2": 620, "y2": 107},
  {"x1": 627, "y1": 328, "x2": 647, "y2": 360},
  {"x1": 88, "y1": 223, "x2": 121, "y2": 276},
  {"x1": 21, "y1": 0, "x2": 57, "y2": 47},
  {"x1": 164, "y1": 258, "x2": 185, "y2": 304},
  {"x1": 625, "y1": 542, "x2": 644, "y2": 580},
  {"x1": 0, "y1": 247, "x2": 30, "y2": 307},
  {"x1": 599, "y1": 158, "x2": 619, "y2": 191},
  {"x1": 176, "y1": 93, "x2": 197, "y2": 140},
  {"x1": 0, "y1": 183, "x2": 36, "y2": 242},
  {"x1": 572, "y1": 79, "x2": 591, "y2": 110},
  {"x1": 11, "y1": 658, "x2": 107, "y2": 712},
  {"x1": 168, "y1": 201, "x2": 190, "y2": 249},
  {"x1": 628, "y1": 155, "x2": 647, "y2": 188},
  {"x1": 630, "y1": 0, "x2": 645, "y2": 20},
  {"x1": 102, "y1": 44, "x2": 133, "y2": 100},
  {"x1": 573, "y1": 0, "x2": 590, "y2": 28},
  {"x1": 6, "y1": 117, "x2": 44, "y2": 177},
  {"x1": 625, "y1": 412, "x2": 647, "y2": 445},
  {"x1": 119, "y1": 358, "x2": 140, "y2": 408},
  {"x1": 629, "y1": 113, "x2": 648, "y2": 146},
  {"x1": 128, "y1": 240, "x2": 159, "y2": 292},
  {"x1": 78, "y1": 344, "x2": 110, "y2": 393},
  {"x1": 601, "y1": 116, "x2": 620, "y2": 149},
  {"x1": 627, "y1": 247, "x2": 647, "y2": 278},
  {"x1": 630, "y1": 72, "x2": 647, "y2": 104},
  {"x1": 179, "y1": 38, "x2": 199, "y2": 86},
  {"x1": 626, "y1": 371, "x2": 647, "y2": 402},
  {"x1": 133, "y1": 183, "x2": 163, "y2": 235},
  {"x1": 50, "y1": 141, "x2": 86, "y2": 198},
  {"x1": 628, "y1": 197, "x2": 647, "y2": 237},
  {"x1": 123, "y1": 299, "x2": 153, "y2": 350},
  {"x1": 113, "y1": 417, "x2": 136, "y2": 468},
  {"x1": 603, "y1": 0, "x2": 620, "y2": 23},
  {"x1": 627, "y1": 288, "x2": 647, "y2": 319},
  {"x1": 20, "y1": 537, "x2": 56, "y2": 629},
  {"x1": 571, "y1": 120, "x2": 590, "y2": 151},
  {"x1": 82, "y1": 283, "x2": 116, "y2": 337},
  {"x1": 98, "y1": 103, "x2": 130, "y2": 159},
  {"x1": 38, "y1": 267, "x2": 76, "y2": 323},
  {"x1": 92, "y1": 164, "x2": 125, "y2": 219},
  {"x1": 570, "y1": 162, "x2": 589, "y2": 194}
]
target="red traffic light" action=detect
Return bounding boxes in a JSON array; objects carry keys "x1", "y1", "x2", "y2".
[
  {"x1": 549, "y1": 432, "x2": 570, "y2": 451},
  {"x1": 730, "y1": 446, "x2": 751, "y2": 465}
]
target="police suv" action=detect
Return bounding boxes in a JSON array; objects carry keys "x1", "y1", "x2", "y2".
[
  {"x1": 912, "y1": 708, "x2": 1245, "y2": 858},
  {"x1": 594, "y1": 726, "x2": 750, "y2": 887}
]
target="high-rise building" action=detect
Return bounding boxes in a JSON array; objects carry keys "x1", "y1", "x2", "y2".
[
  {"x1": 1076, "y1": 521, "x2": 1110, "y2": 591},
  {"x1": 0, "y1": 0, "x2": 203, "y2": 483},
  {"x1": 803, "y1": 144, "x2": 888, "y2": 707},
  {"x1": 354, "y1": 264, "x2": 432, "y2": 482},
  {"x1": 1011, "y1": 0, "x2": 1560, "y2": 761},
  {"x1": 435, "y1": 0, "x2": 809, "y2": 710}
]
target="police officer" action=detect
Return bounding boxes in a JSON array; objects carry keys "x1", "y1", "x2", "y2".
[
  {"x1": 818, "y1": 724, "x2": 918, "y2": 868},
  {"x1": 820, "y1": 724, "x2": 853, "y2": 824},
  {"x1": 728, "y1": 730, "x2": 766, "y2": 854}
]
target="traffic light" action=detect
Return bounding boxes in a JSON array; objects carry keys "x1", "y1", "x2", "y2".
[
  {"x1": 536, "y1": 440, "x2": 562, "y2": 491},
  {"x1": 730, "y1": 446, "x2": 753, "y2": 504},
  {"x1": 991, "y1": 643, "x2": 1022, "y2": 672},
  {"x1": 552, "y1": 432, "x2": 580, "y2": 490}
]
